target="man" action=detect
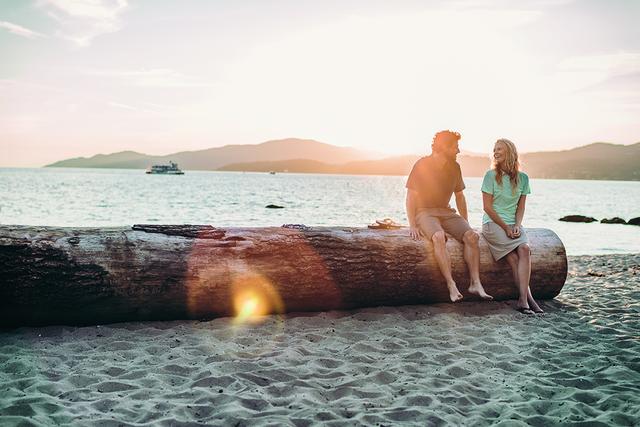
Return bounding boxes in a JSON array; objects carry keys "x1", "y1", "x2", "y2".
[{"x1": 406, "y1": 130, "x2": 493, "y2": 302}]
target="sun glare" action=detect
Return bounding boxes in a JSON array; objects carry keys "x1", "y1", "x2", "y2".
[
  {"x1": 231, "y1": 273, "x2": 285, "y2": 325},
  {"x1": 233, "y1": 293, "x2": 264, "y2": 324}
]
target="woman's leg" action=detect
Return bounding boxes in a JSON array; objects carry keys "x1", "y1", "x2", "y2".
[
  {"x1": 516, "y1": 244, "x2": 531, "y2": 309},
  {"x1": 506, "y1": 251, "x2": 528, "y2": 309},
  {"x1": 505, "y1": 251, "x2": 519, "y2": 287},
  {"x1": 527, "y1": 288, "x2": 543, "y2": 313},
  {"x1": 509, "y1": 246, "x2": 542, "y2": 312}
]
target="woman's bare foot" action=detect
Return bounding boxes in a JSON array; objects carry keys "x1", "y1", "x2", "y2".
[
  {"x1": 529, "y1": 298, "x2": 544, "y2": 313},
  {"x1": 448, "y1": 282, "x2": 463, "y2": 302},
  {"x1": 516, "y1": 305, "x2": 534, "y2": 315},
  {"x1": 468, "y1": 282, "x2": 493, "y2": 300},
  {"x1": 516, "y1": 298, "x2": 532, "y2": 314}
]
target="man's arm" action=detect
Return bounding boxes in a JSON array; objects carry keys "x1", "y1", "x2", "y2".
[
  {"x1": 454, "y1": 191, "x2": 468, "y2": 221},
  {"x1": 406, "y1": 189, "x2": 423, "y2": 239}
]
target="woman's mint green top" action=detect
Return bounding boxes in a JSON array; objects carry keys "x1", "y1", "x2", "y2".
[{"x1": 481, "y1": 170, "x2": 531, "y2": 225}]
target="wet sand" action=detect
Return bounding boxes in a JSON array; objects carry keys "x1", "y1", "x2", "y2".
[{"x1": 1, "y1": 254, "x2": 639, "y2": 426}]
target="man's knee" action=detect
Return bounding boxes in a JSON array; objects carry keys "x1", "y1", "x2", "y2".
[
  {"x1": 431, "y1": 231, "x2": 446, "y2": 247},
  {"x1": 517, "y1": 244, "x2": 530, "y2": 257},
  {"x1": 462, "y1": 229, "x2": 479, "y2": 245}
]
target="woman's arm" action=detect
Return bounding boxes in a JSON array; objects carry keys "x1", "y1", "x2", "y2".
[
  {"x1": 515, "y1": 195, "x2": 526, "y2": 226},
  {"x1": 511, "y1": 195, "x2": 527, "y2": 236},
  {"x1": 482, "y1": 191, "x2": 513, "y2": 237}
]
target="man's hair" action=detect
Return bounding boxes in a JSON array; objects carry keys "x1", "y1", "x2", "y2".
[{"x1": 431, "y1": 130, "x2": 461, "y2": 153}]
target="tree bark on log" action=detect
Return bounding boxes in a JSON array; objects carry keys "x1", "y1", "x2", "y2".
[{"x1": 0, "y1": 225, "x2": 567, "y2": 327}]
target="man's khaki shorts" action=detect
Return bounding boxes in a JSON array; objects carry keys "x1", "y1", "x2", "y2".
[{"x1": 416, "y1": 208, "x2": 472, "y2": 242}]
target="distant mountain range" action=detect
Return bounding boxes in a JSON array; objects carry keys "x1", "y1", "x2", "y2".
[
  {"x1": 46, "y1": 139, "x2": 640, "y2": 181},
  {"x1": 46, "y1": 138, "x2": 383, "y2": 170}
]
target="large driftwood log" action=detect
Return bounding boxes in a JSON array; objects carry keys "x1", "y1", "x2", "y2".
[{"x1": 0, "y1": 225, "x2": 567, "y2": 327}]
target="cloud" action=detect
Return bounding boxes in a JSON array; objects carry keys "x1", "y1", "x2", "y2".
[
  {"x1": 0, "y1": 21, "x2": 45, "y2": 39},
  {"x1": 559, "y1": 52, "x2": 640, "y2": 74},
  {"x1": 85, "y1": 68, "x2": 214, "y2": 88},
  {"x1": 554, "y1": 52, "x2": 640, "y2": 92},
  {"x1": 44, "y1": 0, "x2": 128, "y2": 19},
  {"x1": 40, "y1": 0, "x2": 128, "y2": 47},
  {"x1": 108, "y1": 101, "x2": 159, "y2": 114},
  {"x1": 447, "y1": 0, "x2": 575, "y2": 8},
  {"x1": 563, "y1": 54, "x2": 640, "y2": 108},
  {"x1": 0, "y1": 78, "x2": 65, "y2": 94}
]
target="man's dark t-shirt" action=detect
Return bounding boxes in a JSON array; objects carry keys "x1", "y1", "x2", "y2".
[{"x1": 405, "y1": 155, "x2": 465, "y2": 209}]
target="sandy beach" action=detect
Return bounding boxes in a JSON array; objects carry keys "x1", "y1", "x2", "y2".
[{"x1": 1, "y1": 254, "x2": 638, "y2": 426}]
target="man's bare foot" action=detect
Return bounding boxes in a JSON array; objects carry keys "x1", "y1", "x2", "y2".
[
  {"x1": 468, "y1": 282, "x2": 493, "y2": 300},
  {"x1": 448, "y1": 282, "x2": 463, "y2": 303}
]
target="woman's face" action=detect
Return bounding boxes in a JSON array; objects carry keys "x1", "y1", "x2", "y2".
[{"x1": 493, "y1": 142, "x2": 506, "y2": 165}]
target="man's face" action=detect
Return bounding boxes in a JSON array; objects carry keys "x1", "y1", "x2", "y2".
[{"x1": 442, "y1": 141, "x2": 460, "y2": 161}]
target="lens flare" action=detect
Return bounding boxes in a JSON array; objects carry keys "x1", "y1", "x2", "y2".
[
  {"x1": 182, "y1": 227, "x2": 342, "y2": 357},
  {"x1": 231, "y1": 273, "x2": 284, "y2": 325},
  {"x1": 233, "y1": 293, "x2": 263, "y2": 324},
  {"x1": 238, "y1": 296, "x2": 259, "y2": 318}
]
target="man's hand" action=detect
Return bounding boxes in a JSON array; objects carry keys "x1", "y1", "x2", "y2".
[{"x1": 409, "y1": 225, "x2": 423, "y2": 240}]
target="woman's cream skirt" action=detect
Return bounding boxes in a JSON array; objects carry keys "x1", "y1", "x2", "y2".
[{"x1": 482, "y1": 222, "x2": 529, "y2": 261}]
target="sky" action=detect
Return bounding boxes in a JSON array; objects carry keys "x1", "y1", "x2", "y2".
[{"x1": 1, "y1": 0, "x2": 639, "y2": 167}]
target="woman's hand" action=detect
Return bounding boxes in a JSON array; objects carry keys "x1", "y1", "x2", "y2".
[
  {"x1": 503, "y1": 225, "x2": 515, "y2": 239},
  {"x1": 511, "y1": 224, "x2": 521, "y2": 238}
]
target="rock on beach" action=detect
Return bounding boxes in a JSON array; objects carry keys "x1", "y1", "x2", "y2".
[
  {"x1": 559, "y1": 215, "x2": 598, "y2": 223},
  {"x1": 600, "y1": 217, "x2": 627, "y2": 224}
]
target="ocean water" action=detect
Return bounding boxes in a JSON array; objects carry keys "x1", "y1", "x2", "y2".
[{"x1": 1, "y1": 167, "x2": 638, "y2": 255}]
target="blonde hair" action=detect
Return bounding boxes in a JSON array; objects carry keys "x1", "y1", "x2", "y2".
[{"x1": 492, "y1": 138, "x2": 520, "y2": 194}]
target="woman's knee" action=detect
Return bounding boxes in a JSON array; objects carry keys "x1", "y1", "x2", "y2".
[
  {"x1": 517, "y1": 244, "x2": 530, "y2": 257},
  {"x1": 506, "y1": 251, "x2": 519, "y2": 264}
]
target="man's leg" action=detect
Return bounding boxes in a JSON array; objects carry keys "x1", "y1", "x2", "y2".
[
  {"x1": 417, "y1": 212, "x2": 463, "y2": 303},
  {"x1": 431, "y1": 231, "x2": 463, "y2": 302},
  {"x1": 462, "y1": 229, "x2": 493, "y2": 300}
]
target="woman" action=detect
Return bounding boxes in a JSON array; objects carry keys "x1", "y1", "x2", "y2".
[{"x1": 481, "y1": 139, "x2": 543, "y2": 314}]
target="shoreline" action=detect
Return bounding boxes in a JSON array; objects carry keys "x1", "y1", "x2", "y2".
[
  {"x1": 1, "y1": 254, "x2": 638, "y2": 425},
  {"x1": 3, "y1": 166, "x2": 640, "y2": 182}
]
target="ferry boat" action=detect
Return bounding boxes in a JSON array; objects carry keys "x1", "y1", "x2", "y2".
[{"x1": 145, "y1": 161, "x2": 185, "y2": 175}]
